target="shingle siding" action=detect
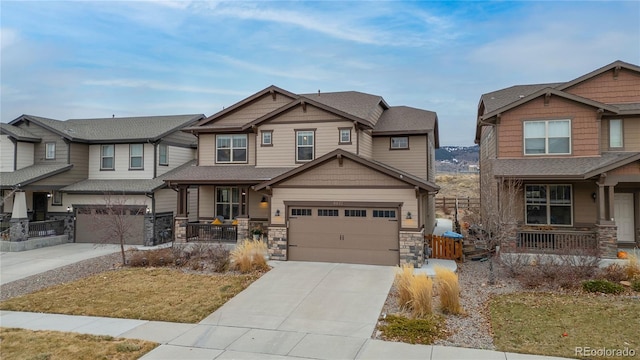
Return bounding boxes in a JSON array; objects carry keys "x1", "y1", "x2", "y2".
[{"x1": 564, "y1": 68, "x2": 640, "y2": 104}]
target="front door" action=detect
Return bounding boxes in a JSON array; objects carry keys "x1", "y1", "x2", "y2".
[
  {"x1": 33, "y1": 192, "x2": 48, "y2": 221},
  {"x1": 614, "y1": 193, "x2": 635, "y2": 243}
]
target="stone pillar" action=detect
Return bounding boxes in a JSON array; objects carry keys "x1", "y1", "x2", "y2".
[
  {"x1": 174, "y1": 217, "x2": 188, "y2": 243},
  {"x1": 236, "y1": 217, "x2": 249, "y2": 241},
  {"x1": 267, "y1": 226, "x2": 287, "y2": 260},
  {"x1": 9, "y1": 218, "x2": 28, "y2": 242},
  {"x1": 64, "y1": 213, "x2": 75, "y2": 243},
  {"x1": 501, "y1": 222, "x2": 518, "y2": 253},
  {"x1": 399, "y1": 230, "x2": 424, "y2": 267},
  {"x1": 144, "y1": 214, "x2": 154, "y2": 246},
  {"x1": 595, "y1": 223, "x2": 618, "y2": 259}
]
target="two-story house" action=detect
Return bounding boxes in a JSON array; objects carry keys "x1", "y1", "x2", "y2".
[
  {"x1": 165, "y1": 86, "x2": 439, "y2": 266},
  {"x1": 1, "y1": 114, "x2": 203, "y2": 245},
  {"x1": 475, "y1": 60, "x2": 640, "y2": 258}
]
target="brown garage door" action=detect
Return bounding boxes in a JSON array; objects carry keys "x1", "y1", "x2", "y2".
[
  {"x1": 75, "y1": 206, "x2": 145, "y2": 245},
  {"x1": 288, "y1": 206, "x2": 399, "y2": 266}
]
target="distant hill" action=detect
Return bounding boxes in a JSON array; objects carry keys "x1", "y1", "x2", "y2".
[{"x1": 436, "y1": 145, "x2": 479, "y2": 173}]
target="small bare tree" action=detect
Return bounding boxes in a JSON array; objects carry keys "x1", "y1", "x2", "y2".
[{"x1": 91, "y1": 193, "x2": 146, "y2": 265}]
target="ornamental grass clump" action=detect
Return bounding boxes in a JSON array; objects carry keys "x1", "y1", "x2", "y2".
[
  {"x1": 409, "y1": 273, "x2": 433, "y2": 318},
  {"x1": 434, "y1": 266, "x2": 464, "y2": 315},
  {"x1": 395, "y1": 263, "x2": 414, "y2": 309},
  {"x1": 625, "y1": 253, "x2": 640, "y2": 281},
  {"x1": 231, "y1": 239, "x2": 268, "y2": 273}
]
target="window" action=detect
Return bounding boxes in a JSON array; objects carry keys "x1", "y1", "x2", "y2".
[
  {"x1": 51, "y1": 191, "x2": 62, "y2": 206},
  {"x1": 296, "y1": 130, "x2": 314, "y2": 162},
  {"x1": 159, "y1": 144, "x2": 168, "y2": 165},
  {"x1": 318, "y1": 209, "x2": 339, "y2": 216},
  {"x1": 216, "y1": 187, "x2": 240, "y2": 220},
  {"x1": 524, "y1": 120, "x2": 570, "y2": 155},
  {"x1": 390, "y1": 137, "x2": 409, "y2": 149},
  {"x1": 339, "y1": 128, "x2": 351, "y2": 144},
  {"x1": 610, "y1": 119, "x2": 623, "y2": 148},
  {"x1": 525, "y1": 185, "x2": 572, "y2": 225},
  {"x1": 261, "y1": 131, "x2": 273, "y2": 146},
  {"x1": 101, "y1": 145, "x2": 115, "y2": 170},
  {"x1": 129, "y1": 144, "x2": 144, "y2": 169},
  {"x1": 45, "y1": 143, "x2": 56, "y2": 159},
  {"x1": 217, "y1": 135, "x2": 247, "y2": 163},
  {"x1": 291, "y1": 208, "x2": 312, "y2": 216},
  {"x1": 345, "y1": 209, "x2": 366, "y2": 217},
  {"x1": 373, "y1": 210, "x2": 396, "y2": 218}
]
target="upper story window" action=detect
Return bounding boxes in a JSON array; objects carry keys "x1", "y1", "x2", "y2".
[
  {"x1": 296, "y1": 130, "x2": 314, "y2": 162},
  {"x1": 45, "y1": 142, "x2": 56, "y2": 160},
  {"x1": 524, "y1": 120, "x2": 571, "y2": 155},
  {"x1": 159, "y1": 144, "x2": 168, "y2": 165},
  {"x1": 217, "y1": 134, "x2": 247, "y2": 163},
  {"x1": 129, "y1": 144, "x2": 144, "y2": 170},
  {"x1": 609, "y1": 119, "x2": 623, "y2": 148},
  {"x1": 261, "y1": 131, "x2": 273, "y2": 146},
  {"x1": 390, "y1": 136, "x2": 409, "y2": 149},
  {"x1": 51, "y1": 190, "x2": 62, "y2": 206},
  {"x1": 339, "y1": 128, "x2": 351, "y2": 144},
  {"x1": 525, "y1": 184, "x2": 572, "y2": 226},
  {"x1": 101, "y1": 145, "x2": 115, "y2": 170}
]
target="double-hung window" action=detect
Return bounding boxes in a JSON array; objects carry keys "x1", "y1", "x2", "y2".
[
  {"x1": 261, "y1": 131, "x2": 273, "y2": 146},
  {"x1": 390, "y1": 137, "x2": 409, "y2": 149},
  {"x1": 525, "y1": 184, "x2": 572, "y2": 225},
  {"x1": 217, "y1": 135, "x2": 247, "y2": 163},
  {"x1": 129, "y1": 144, "x2": 144, "y2": 169},
  {"x1": 216, "y1": 187, "x2": 240, "y2": 220},
  {"x1": 339, "y1": 128, "x2": 351, "y2": 144},
  {"x1": 45, "y1": 143, "x2": 56, "y2": 159},
  {"x1": 296, "y1": 130, "x2": 314, "y2": 162},
  {"x1": 101, "y1": 145, "x2": 115, "y2": 170},
  {"x1": 609, "y1": 119, "x2": 623, "y2": 148},
  {"x1": 159, "y1": 144, "x2": 168, "y2": 165},
  {"x1": 524, "y1": 120, "x2": 570, "y2": 155}
]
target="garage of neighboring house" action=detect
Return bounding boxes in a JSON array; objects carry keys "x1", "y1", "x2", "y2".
[
  {"x1": 287, "y1": 203, "x2": 400, "y2": 266},
  {"x1": 74, "y1": 205, "x2": 145, "y2": 245}
]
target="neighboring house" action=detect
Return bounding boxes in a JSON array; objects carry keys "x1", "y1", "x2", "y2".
[
  {"x1": 475, "y1": 60, "x2": 640, "y2": 258},
  {"x1": 1, "y1": 114, "x2": 204, "y2": 245},
  {"x1": 165, "y1": 85, "x2": 439, "y2": 266}
]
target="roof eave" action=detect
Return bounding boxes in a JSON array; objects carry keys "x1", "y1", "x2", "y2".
[
  {"x1": 583, "y1": 152, "x2": 640, "y2": 179},
  {"x1": 371, "y1": 130, "x2": 432, "y2": 136},
  {"x1": 6, "y1": 164, "x2": 74, "y2": 188},
  {"x1": 556, "y1": 60, "x2": 640, "y2": 91}
]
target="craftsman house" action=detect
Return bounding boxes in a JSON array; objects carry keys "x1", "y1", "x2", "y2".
[
  {"x1": 165, "y1": 86, "x2": 439, "y2": 266},
  {"x1": 475, "y1": 60, "x2": 640, "y2": 258},
  {"x1": 1, "y1": 114, "x2": 203, "y2": 246}
]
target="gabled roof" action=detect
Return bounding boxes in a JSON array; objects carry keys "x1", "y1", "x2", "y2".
[
  {"x1": 300, "y1": 91, "x2": 388, "y2": 123},
  {"x1": 556, "y1": 60, "x2": 640, "y2": 91},
  {"x1": 0, "y1": 123, "x2": 41, "y2": 142},
  {"x1": 491, "y1": 152, "x2": 640, "y2": 180},
  {"x1": 163, "y1": 164, "x2": 292, "y2": 186},
  {"x1": 479, "y1": 83, "x2": 562, "y2": 115},
  {"x1": 253, "y1": 149, "x2": 439, "y2": 192},
  {"x1": 373, "y1": 106, "x2": 439, "y2": 146},
  {"x1": 9, "y1": 114, "x2": 204, "y2": 144},
  {"x1": 0, "y1": 163, "x2": 73, "y2": 188}
]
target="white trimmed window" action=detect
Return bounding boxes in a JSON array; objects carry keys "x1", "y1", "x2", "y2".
[
  {"x1": 525, "y1": 184, "x2": 572, "y2": 225},
  {"x1": 609, "y1": 119, "x2": 623, "y2": 148},
  {"x1": 524, "y1": 120, "x2": 571, "y2": 155},
  {"x1": 296, "y1": 130, "x2": 314, "y2": 162},
  {"x1": 261, "y1": 131, "x2": 272, "y2": 146},
  {"x1": 101, "y1": 145, "x2": 115, "y2": 170},
  {"x1": 45, "y1": 143, "x2": 56, "y2": 159},
  {"x1": 391, "y1": 137, "x2": 409, "y2": 149},
  {"x1": 217, "y1": 134, "x2": 247, "y2": 163},
  {"x1": 339, "y1": 128, "x2": 351, "y2": 144},
  {"x1": 129, "y1": 144, "x2": 144, "y2": 169},
  {"x1": 159, "y1": 144, "x2": 168, "y2": 165}
]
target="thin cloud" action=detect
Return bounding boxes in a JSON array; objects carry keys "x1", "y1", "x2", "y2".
[{"x1": 83, "y1": 79, "x2": 247, "y2": 96}]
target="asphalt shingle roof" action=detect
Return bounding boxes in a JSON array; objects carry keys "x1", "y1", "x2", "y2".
[
  {"x1": 301, "y1": 91, "x2": 386, "y2": 123},
  {"x1": 163, "y1": 165, "x2": 292, "y2": 184},
  {"x1": 1, "y1": 163, "x2": 73, "y2": 187},
  {"x1": 373, "y1": 106, "x2": 437, "y2": 134},
  {"x1": 0, "y1": 123, "x2": 41, "y2": 142},
  {"x1": 480, "y1": 83, "x2": 562, "y2": 114}
]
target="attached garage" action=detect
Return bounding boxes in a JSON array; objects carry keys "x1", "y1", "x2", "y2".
[
  {"x1": 287, "y1": 204, "x2": 400, "y2": 266},
  {"x1": 75, "y1": 206, "x2": 145, "y2": 245}
]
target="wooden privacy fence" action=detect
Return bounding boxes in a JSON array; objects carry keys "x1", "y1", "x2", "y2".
[
  {"x1": 435, "y1": 197, "x2": 480, "y2": 212},
  {"x1": 425, "y1": 234, "x2": 463, "y2": 262}
]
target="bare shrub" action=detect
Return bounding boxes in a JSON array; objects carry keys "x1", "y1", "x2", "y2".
[
  {"x1": 128, "y1": 248, "x2": 174, "y2": 267},
  {"x1": 599, "y1": 264, "x2": 628, "y2": 283},
  {"x1": 500, "y1": 251, "x2": 531, "y2": 278},
  {"x1": 434, "y1": 266, "x2": 463, "y2": 315},
  {"x1": 230, "y1": 239, "x2": 268, "y2": 273},
  {"x1": 172, "y1": 243, "x2": 230, "y2": 272}
]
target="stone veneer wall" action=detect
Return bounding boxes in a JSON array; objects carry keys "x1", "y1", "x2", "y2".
[
  {"x1": 267, "y1": 226, "x2": 287, "y2": 260},
  {"x1": 9, "y1": 218, "x2": 28, "y2": 242},
  {"x1": 595, "y1": 224, "x2": 618, "y2": 259},
  {"x1": 236, "y1": 217, "x2": 249, "y2": 241},
  {"x1": 47, "y1": 213, "x2": 76, "y2": 243},
  {"x1": 154, "y1": 213, "x2": 173, "y2": 244},
  {"x1": 399, "y1": 230, "x2": 425, "y2": 267},
  {"x1": 174, "y1": 217, "x2": 188, "y2": 243}
]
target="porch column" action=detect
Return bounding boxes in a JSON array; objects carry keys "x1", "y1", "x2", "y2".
[
  {"x1": 598, "y1": 183, "x2": 606, "y2": 222},
  {"x1": 177, "y1": 185, "x2": 188, "y2": 217},
  {"x1": 608, "y1": 185, "x2": 615, "y2": 222}
]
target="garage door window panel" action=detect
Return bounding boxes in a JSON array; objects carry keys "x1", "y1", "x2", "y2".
[
  {"x1": 345, "y1": 209, "x2": 366, "y2": 217},
  {"x1": 318, "y1": 209, "x2": 339, "y2": 216},
  {"x1": 373, "y1": 210, "x2": 397, "y2": 218},
  {"x1": 291, "y1": 208, "x2": 312, "y2": 216}
]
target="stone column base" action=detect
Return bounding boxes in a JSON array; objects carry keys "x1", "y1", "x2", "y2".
[
  {"x1": 267, "y1": 226, "x2": 287, "y2": 260},
  {"x1": 174, "y1": 217, "x2": 189, "y2": 243},
  {"x1": 594, "y1": 223, "x2": 618, "y2": 259},
  {"x1": 400, "y1": 230, "x2": 425, "y2": 268}
]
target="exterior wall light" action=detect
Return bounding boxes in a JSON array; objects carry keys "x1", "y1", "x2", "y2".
[
  {"x1": 275, "y1": 209, "x2": 281, "y2": 217},
  {"x1": 406, "y1": 212, "x2": 412, "y2": 219}
]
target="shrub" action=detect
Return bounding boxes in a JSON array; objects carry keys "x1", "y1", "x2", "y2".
[
  {"x1": 599, "y1": 263, "x2": 628, "y2": 282},
  {"x1": 632, "y1": 279, "x2": 640, "y2": 292},
  {"x1": 395, "y1": 264, "x2": 414, "y2": 309},
  {"x1": 582, "y1": 279, "x2": 625, "y2": 294},
  {"x1": 128, "y1": 248, "x2": 175, "y2": 267},
  {"x1": 409, "y1": 274, "x2": 433, "y2": 318},
  {"x1": 378, "y1": 314, "x2": 444, "y2": 345},
  {"x1": 230, "y1": 239, "x2": 268, "y2": 273},
  {"x1": 434, "y1": 266, "x2": 464, "y2": 315}
]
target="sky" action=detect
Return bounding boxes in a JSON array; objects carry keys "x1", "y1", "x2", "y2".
[{"x1": 1, "y1": 1, "x2": 639, "y2": 146}]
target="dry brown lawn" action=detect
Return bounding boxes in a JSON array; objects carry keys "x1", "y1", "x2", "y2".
[
  {"x1": 0, "y1": 327, "x2": 157, "y2": 360},
  {"x1": 0, "y1": 268, "x2": 261, "y2": 323},
  {"x1": 435, "y1": 174, "x2": 479, "y2": 199}
]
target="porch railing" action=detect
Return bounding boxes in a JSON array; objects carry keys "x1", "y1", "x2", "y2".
[
  {"x1": 186, "y1": 223, "x2": 237, "y2": 243},
  {"x1": 28, "y1": 219, "x2": 65, "y2": 238},
  {"x1": 517, "y1": 230, "x2": 597, "y2": 251}
]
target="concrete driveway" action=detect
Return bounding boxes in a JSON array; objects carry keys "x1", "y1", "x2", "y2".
[
  {"x1": 151, "y1": 261, "x2": 396, "y2": 359},
  {"x1": 0, "y1": 243, "x2": 121, "y2": 284}
]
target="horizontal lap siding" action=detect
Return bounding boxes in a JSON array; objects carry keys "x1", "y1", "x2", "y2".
[
  {"x1": 198, "y1": 185, "x2": 215, "y2": 218},
  {"x1": 282, "y1": 158, "x2": 407, "y2": 187},
  {"x1": 358, "y1": 130, "x2": 373, "y2": 159},
  {"x1": 248, "y1": 189, "x2": 269, "y2": 219},
  {"x1": 61, "y1": 194, "x2": 151, "y2": 213},
  {"x1": 497, "y1": 97, "x2": 600, "y2": 158},
  {"x1": 211, "y1": 94, "x2": 294, "y2": 126},
  {"x1": 199, "y1": 134, "x2": 215, "y2": 166},
  {"x1": 188, "y1": 188, "x2": 198, "y2": 222},
  {"x1": 372, "y1": 135, "x2": 428, "y2": 180},
  {"x1": 154, "y1": 188, "x2": 175, "y2": 213},
  {"x1": 88, "y1": 144, "x2": 154, "y2": 179},
  {"x1": 17, "y1": 123, "x2": 67, "y2": 164},
  {"x1": 564, "y1": 69, "x2": 640, "y2": 104},
  {"x1": 1, "y1": 135, "x2": 16, "y2": 171},
  {"x1": 156, "y1": 146, "x2": 195, "y2": 176}
]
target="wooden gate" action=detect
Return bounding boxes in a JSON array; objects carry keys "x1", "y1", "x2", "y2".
[{"x1": 425, "y1": 234, "x2": 463, "y2": 261}]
